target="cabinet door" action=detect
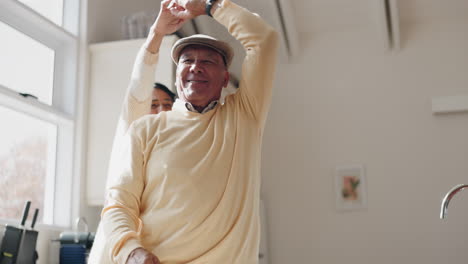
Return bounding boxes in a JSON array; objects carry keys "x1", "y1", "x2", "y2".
[{"x1": 86, "y1": 36, "x2": 176, "y2": 206}]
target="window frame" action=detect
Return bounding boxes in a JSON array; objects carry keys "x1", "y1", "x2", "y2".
[{"x1": 0, "y1": 0, "x2": 83, "y2": 228}]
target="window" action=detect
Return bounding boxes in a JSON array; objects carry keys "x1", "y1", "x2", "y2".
[
  {"x1": 0, "y1": 21, "x2": 55, "y2": 105},
  {"x1": 0, "y1": 0, "x2": 80, "y2": 227},
  {"x1": 0, "y1": 106, "x2": 57, "y2": 223},
  {"x1": 17, "y1": 0, "x2": 64, "y2": 26}
]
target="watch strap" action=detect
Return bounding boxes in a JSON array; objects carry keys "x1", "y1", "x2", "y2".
[{"x1": 205, "y1": 0, "x2": 216, "y2": 17}]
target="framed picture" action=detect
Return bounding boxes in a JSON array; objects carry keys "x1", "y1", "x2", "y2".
[{"x1": 335, "y1": 165, "x2": 367, "y2": 211}]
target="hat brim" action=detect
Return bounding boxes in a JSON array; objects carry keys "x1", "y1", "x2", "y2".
[{"x1": 171, "y1": 34, "x2": 233, "y2": 67}]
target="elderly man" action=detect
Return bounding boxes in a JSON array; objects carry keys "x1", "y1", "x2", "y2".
[{"x1": 88, "y1": 0, "x2": 278, "y2": 263}]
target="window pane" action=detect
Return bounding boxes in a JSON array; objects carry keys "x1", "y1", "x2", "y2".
[
  {"x1": 17, "y1": 0, "x2": 64, "y2": 26},
  {"x1": 0, "y1": 21, "x2": 55, "y2": 105},
  {"x1": 0, "y1": 106, "x2": 57, "y2": 224}
]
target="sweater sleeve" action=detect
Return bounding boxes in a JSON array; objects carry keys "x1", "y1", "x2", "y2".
[
  {"x1": 101, "y1": 121, "x2": 147, "y2": 263},
  {"x1": 214, "y1": 0, "x2": 279, "y2": 123},
  {"x1": 121, "y1": 45, "x2": 159, "y2": 133},
  {"x1": 106, "y1": 45, "x2": 158, "y2": 189}
]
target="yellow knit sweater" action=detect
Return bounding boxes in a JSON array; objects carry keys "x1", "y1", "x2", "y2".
[{"x1": 89, "y1": 1, "x2": 278, "y2": 263}]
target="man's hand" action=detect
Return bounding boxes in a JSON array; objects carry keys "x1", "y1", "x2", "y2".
[
  {"x1": 150, "y1": 0, "x2": 188, "y2": 36},
  {"x1": 169, "y1": 0, "x2": 207, "y2": 20},
  {"x1": 126, "y1": 248, "x2": 160, "y2": 264}
]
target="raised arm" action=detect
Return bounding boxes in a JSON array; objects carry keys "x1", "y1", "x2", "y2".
[
  {"x1": 107, "y1": 0, "x2": 188, "y2": 190},
  {"x1": 214, "y1": 0, "x2": 279, "y2": 122},
  {"x1": 119, "y1": 0, "x2": 187, "y2": 133}
]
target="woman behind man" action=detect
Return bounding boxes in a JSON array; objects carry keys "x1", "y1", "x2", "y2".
[{"x1": 150, "y1": 82, "x2": 176, "y2": 114}]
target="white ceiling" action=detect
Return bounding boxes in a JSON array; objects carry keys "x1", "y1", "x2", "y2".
[{"x1": 289, "y1": 0, "x2": 468, "y2": 34}]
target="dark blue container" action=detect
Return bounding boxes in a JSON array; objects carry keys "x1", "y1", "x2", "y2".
[{"x1": 59, "y1": 244, "x2": 86, "y2": 264}]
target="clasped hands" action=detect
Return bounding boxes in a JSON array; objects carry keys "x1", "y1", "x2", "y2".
[{"x1": 153, "y1": 0, "x2": 209, "y2": 35}]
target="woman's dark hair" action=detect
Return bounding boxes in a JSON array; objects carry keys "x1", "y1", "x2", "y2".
[{"x1": 154, "y1": 82, "x2": 176, "y2": 102}]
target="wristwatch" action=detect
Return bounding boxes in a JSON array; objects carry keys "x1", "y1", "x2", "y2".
[{"x1": 205, "y1": 0, "x2": 217, "y2": 17}]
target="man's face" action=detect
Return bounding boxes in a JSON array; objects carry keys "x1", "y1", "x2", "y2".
[
  {"x1": 150, "y1": 88, "x2": 173, "y2": 114},
  {"x1": 175, "y1": 45, "x2": 229, "y2": 108}
]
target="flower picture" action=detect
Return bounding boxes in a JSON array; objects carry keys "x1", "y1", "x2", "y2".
[{"x1": 335, "y1": 165, "x2": 367, "y2": 211}]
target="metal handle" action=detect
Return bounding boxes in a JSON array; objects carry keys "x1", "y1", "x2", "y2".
[
  {"x1": 31, "y1": 208, "x2": 39, "y2": 229},
  {"x1": 440, "y1": 184, "x2": 468, "y2": 219},
  {"x1": 20, "y1": 201, "x2": 31, "y2": 227}
]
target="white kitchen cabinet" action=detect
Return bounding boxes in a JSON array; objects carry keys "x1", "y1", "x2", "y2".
[{"x1": 86, "y1": 36, "x2": 177, "y2": 206}]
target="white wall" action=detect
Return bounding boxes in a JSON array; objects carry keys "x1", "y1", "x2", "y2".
[
  {"x1": 87, "y1": 0, "x2": 158, "y2": 43},
  {"x1": 261, "y1": 18, "x2": 468, "y2": 264}
]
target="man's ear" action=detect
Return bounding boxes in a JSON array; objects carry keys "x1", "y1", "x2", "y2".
[{"x1": 223, "y1": 71, "x2": 230, "y2": 88}]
